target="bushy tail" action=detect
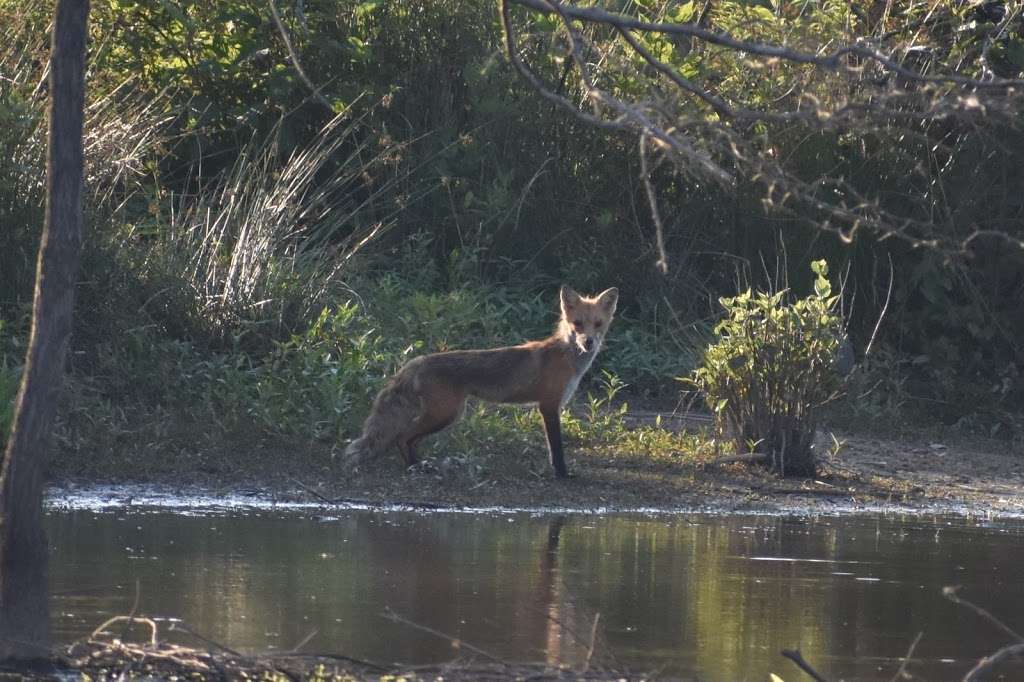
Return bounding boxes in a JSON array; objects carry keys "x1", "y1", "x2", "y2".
[{"x1": 344, "y1": 372, "x2": 421, "y2": 464}]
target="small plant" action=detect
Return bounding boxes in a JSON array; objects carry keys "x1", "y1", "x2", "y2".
[
  {"x1": 688, "y1": 260, "x2": 845, "y2": 477},
  {"x1": 584, "y1": 370, "x2": 629, "y2": 437}
]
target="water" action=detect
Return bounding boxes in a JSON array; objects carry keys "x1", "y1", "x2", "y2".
[{"x1": 47, "y1": 508, "x2": 1024, "y2": 680}]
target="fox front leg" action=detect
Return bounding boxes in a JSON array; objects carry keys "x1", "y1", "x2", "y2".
[{"x1": 540, "y1": 406, "x2": 569, "y2": 478}]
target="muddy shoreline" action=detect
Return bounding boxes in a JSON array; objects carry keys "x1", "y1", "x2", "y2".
[{"x1": 46, "y1": 427, "x2": 1024, "y2": 518}]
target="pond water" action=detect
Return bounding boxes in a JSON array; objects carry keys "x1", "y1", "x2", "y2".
[{"x1": 46, "y1": 506, "x2": 1024, "y2": 680}]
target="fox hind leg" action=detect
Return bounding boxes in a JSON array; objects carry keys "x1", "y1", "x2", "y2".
[{"x1": 397, "y1": 396, "x2": 466, "y2": 468}]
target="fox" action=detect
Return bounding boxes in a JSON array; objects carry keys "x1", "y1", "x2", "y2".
[{"x1": 344, "y1": 285, "x2": 618, "y2": 478}]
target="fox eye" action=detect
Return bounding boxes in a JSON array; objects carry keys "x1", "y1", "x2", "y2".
[
  {"x1": 573, "y1": 319, "x2": 583, "y2": 329},
  {"x1": 595, "y1": 321, "x2": 603, "y2": 328}
]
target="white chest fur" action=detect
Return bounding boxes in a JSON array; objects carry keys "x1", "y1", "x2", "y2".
[{"x1": 560, "y1": 351, "x2": 597, "y2": 408}]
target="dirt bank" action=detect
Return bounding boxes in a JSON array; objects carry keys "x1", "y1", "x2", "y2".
[{"x1": 47, "y1": 408, "x2": 1024, "y2": 517}]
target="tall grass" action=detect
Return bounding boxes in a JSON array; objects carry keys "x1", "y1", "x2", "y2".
[
  {"x1": 0, "y1": 16, "x2": 46, "y2": 313},
  {"x1": 122, "y1": 109, "x2": 410, "y2": 345}
]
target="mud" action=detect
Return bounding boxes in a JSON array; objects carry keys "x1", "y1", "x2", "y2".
[{"x1": 47, "y1": 425, "x2": 1024, "y2": 518}]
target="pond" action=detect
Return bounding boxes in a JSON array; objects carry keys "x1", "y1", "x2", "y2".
[{"x1": 46, "y1": 502, "x2": 1024, "y2": 680}]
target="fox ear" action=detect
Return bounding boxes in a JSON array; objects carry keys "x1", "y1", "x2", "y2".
[
  {"x1": 560, "y1": 285, "x2": 581, "y2": 311},
  {"x1": 596, "y1": 287, "x2": 619, "y2": 313}
]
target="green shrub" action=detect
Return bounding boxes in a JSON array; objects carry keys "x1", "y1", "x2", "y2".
[{"x1": 689, "y1": 260, "x2": 844, "y2": 477}]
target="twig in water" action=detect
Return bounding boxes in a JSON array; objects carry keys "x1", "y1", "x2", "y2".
[
  {"x1": 583, "y1": 612, "x2": 601, "y2": 673},
  {"x1": 90, "y1": 616, "x2": 158, "y2": 647},
  {"x1": 382, "y1": 607, "x2": 509, "y2": 666},
  {"x1": 289, "y1": 476, "x2": 338, "y2": 503},
  {"x1": 118, "y1": 578, "x2": 142, "y2": 643},
  {"x1": 943, "y1": 586, "x2": 1024, "y2": 643},
  {"x1": 890, "y1": 630, "x2": 922, "y2": 681},
  {"x1": 781, "y1": 648, "x2": 830, "y2": 682},
  {"x1": 963, "y1": 641, "x2": 1024, "y2": 682},
  {"x1": 286, "y1": 629, "x2": 318, "y2": 654},
  {"x1": 169, "y1": 622, "x2": 243, "y2": 658}
]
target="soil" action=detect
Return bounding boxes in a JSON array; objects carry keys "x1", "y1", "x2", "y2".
[{"x1": 47, "y1": 407, "x2": 1024, "y2": 517}]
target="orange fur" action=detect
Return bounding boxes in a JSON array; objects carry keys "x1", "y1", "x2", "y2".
[{"x1": 344, "y1": 285, "x2": 618, "y2": 477}]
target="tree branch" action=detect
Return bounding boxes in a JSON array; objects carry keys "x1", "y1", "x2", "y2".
[
  {"x1": 501, "y1": 0, "x2": 1024, "y2": 256},
  {"x1": 268, "y1": 0, "x2": 334, "y2": 112}
]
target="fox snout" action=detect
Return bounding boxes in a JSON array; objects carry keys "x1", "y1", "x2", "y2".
[{"x1": 572, "y1": 332, "x2": 598, "y2": 354}]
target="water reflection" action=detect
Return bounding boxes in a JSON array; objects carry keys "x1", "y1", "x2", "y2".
[{"x1": 46, "y1": 510, "x2": 1024, "y2": 680}]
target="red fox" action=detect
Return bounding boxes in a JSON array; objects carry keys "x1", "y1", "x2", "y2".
[{"x1": 344, "y1": 286, "x2": 618, "y2": 477}]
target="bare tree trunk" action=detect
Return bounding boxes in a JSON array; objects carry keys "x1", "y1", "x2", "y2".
[{"x1": 0, "y1": 0, "x2": 89, "y2": 662}]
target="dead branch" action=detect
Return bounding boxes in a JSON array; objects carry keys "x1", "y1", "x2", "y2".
[
  {"x1": 943, "y1": 586, "x2": 1024, "y2": 644},
  {"x1": 781, "y1": 648, "x2": 830, "y2": 682},
  {"x1": 90, "y1": 616, "x2": 158, "y2": 647},
  {"x1": 169, "y1": 621, "x2": 243, "y2": 658},
  {"x1": 499, "y1": 0, "x2": 732, "y2": 183},
  {"x1": 502, "y1": 0, "x2": 1024, "y2": 255},
  {"x1": 511, "y1": 0, "x2": 1024, "y2": 91},
  {"x1": 583, "y1": 612, "x2": 600, "y2": 673},
  {"x1": 864, "y1": 253, "x2": 894, "y2": 357},
  {"x1": 890, "y1": 630, "x2": 922, "y2": 682},
  {"x1": 268, "y1": 0, "x2": 333, "y2": 112},
  {"x1": 639, "y1": 134, "x2": 669, "y2": 274},
  {"x1": 963, "y1": 642, "x2": 1024, "y2": 682},
  {"x1": 382, "y1": 606, "x2": 509, "y2": 666},
  {"x1": 68, "y1": 612, "x2": 635, "y2": 680}
]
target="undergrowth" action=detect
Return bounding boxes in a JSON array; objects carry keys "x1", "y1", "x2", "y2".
[{"x1": 3, "y1": 1, "x2": 1022, "y2": 482}]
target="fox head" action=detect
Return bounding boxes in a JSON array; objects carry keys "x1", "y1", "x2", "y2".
[{"x1": 559, "y1": 285, "x2": 619, "y2": 355}]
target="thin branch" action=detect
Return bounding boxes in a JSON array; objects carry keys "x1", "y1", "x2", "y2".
[
  {"x1": 169, "y1": 622, "x2": 243, "y2": 658},
  {"x1": 268, "y1": 0, "x2": 334, "y2": 112},
  {"x1": 583, "y1": 613, "x2": 600, "y2": 673},
  {"x1": 864, "y1": 253, "x2": 894, "y2": 357},
  {"x1": 499, "y1": 0, "x2": 625, "y2": 132},
  {"x1": 511, "y1": 0, "x2": 1024, "y2": 90},
  {"x1": 381, "y1": 607, "x2": 509, "y2": 666},
  {"x1": 117, "y1": 579, "x2": 142, "y2": 643},
  {"x1": 639, "y1": 134, "x2": 669, "y2": 274},
  {"x1": 943, "y1": 586, "x2": 1024, "y2": 644},
  {"x1": 781, "y1": 648, "x2": 830, "y2": 682},
  {"x1": 285, "y1": 629, "x2": 318, "y2": 654},
  {"x1": 890, "y1": 631, "x2": 923, "y2": 681},
  {"x1": 500, "y1": 0, "x2": 731, "y2": 183},
  {"x1": 963, "y1": 642, "x2": 1024, "y2": 682}
]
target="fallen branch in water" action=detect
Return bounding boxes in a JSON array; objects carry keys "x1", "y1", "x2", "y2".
[
  {"x1": 944, "y1": 586, "x2": 1024, "y2": 681},
  {"x1": 943, "y1": 585, "x2": 1024, "y2": 644},
  {"x1": 64, "y1": 610, "x2": 640, "y2": 680},
  {"x1": 963, "y1": 642, "x2": 1024, "y2": 682},
  {"x1": 781, "y1": 648, "x2": 829, "y2": 682},
  {"x1": 890, "y1": 631, "x2": 922, "y2": 682}
]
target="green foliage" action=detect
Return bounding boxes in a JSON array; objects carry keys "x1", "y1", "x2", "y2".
[
  {"x1": 1, "y1": 0, "x2": 1022, "y2": 470},
  {"x1": 239, "y1": 304, "x2": 388, "y2": 439},
  {"x1": 581, "y1": 370, "x2": 630, "y2": 439},
  {"x1": 689, "y1": 260, "x2": 845, "y2": 477},
  {"x1": 0, "y1": 321, "x2": 23, "y2": 446}
]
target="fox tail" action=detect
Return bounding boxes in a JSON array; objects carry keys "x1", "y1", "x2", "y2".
[{"x1": 344, "y1": 372, "x2": 420, "y2": 464}]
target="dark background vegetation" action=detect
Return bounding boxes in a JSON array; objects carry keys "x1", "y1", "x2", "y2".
[{"x1": 1, "y1": 0, "x2": 1022, "y2": 472}]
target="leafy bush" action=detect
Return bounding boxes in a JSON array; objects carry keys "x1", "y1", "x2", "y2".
[
  {"x1": 246, "y1": 304, "x2": 388, "y2": 440},
  {"x1": 690, "y1": 261, "x2": 844, "y2": 477}
]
